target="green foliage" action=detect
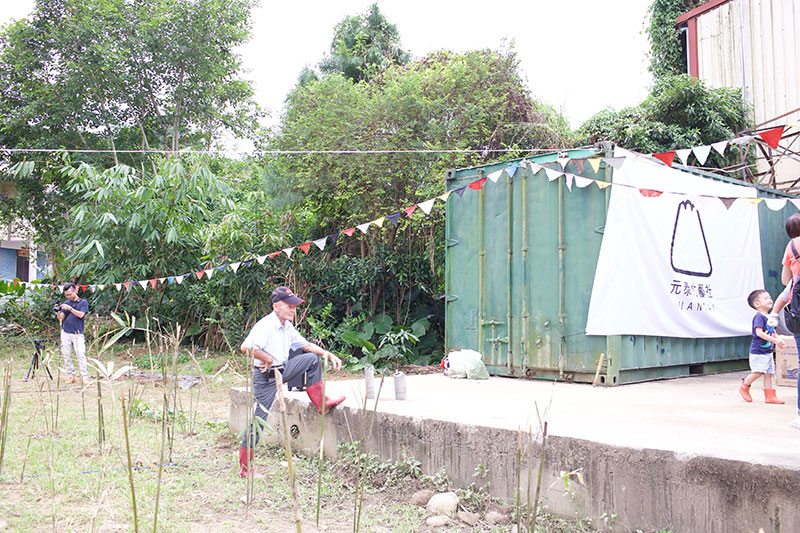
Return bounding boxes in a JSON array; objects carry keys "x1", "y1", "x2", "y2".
[
  {"x1": 336, "y1": 440, "x2": 421, "y2": 488},
  {"x1": 319, "y1": 3, "x2": 409, "y2": 82},
  {"x1": 646, "y1": 0, "x2": 703, "y2": 78},
  {"x1": 578, "y1": 74, "x2": 751, "y2": 168}
]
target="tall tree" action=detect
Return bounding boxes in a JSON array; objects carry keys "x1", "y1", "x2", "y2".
[{"x1": 319, "y1": 3, "x2": 410, "y2": 82}]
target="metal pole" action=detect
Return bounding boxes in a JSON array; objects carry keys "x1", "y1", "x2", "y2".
[
  {"x1": 521, "y1": 164, "x2": 529, "y2": 370},
  {"x1": 507, "y1": 172, "x2": 514, "y2": 371},
  {"x1": 477, "y1": 170, "x2": 486, "y2": 353},
  {"x1": 557, "y1": 165, "x2": 566, "y2": 378}
]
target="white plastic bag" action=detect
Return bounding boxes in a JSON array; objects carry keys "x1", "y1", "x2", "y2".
[{"x1": 444, "y1": 349, "x2": 489, "y2": 380}]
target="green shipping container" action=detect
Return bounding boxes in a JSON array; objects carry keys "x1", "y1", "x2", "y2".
[{"x1": 444, "y1": 146, "x2": 794, "y2": 385}]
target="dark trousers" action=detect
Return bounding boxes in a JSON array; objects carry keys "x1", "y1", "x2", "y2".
[{"x1": 240, "y1": 352, "x2": 322, "y2": 448}]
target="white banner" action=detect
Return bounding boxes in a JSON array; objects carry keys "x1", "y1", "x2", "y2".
[{"x1": 586, "y1": 149, "x2": 763, "y2": 338}]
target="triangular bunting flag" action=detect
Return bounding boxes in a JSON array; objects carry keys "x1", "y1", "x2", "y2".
[
  {"x1": 80, "y1": 285, "x2": 88, "y2": 292},
  {"x1": 216, "y1": 265, "x2": 226, "y2": 271},
  {"x1": 356, "y1": 222, "x2": 371, "y2": 234},
  {"x1": 137, "y1": 280, "x2": 148, "y2": 290},
  {"x1": 241, "y1": 259, "x2": 253, "y2": 266},
  {"x1": 528, "y1": 162, "x2": 543, "y2": 174},
  {"x1": 741, "y1": 198, "x2": 762, "y2": 205},
  {"x1": 313, "y1": 237, "x2": 327, "y2": 251},
  {"x1": 468, "y1": 178, "x2": 486, "y2": 190},
  {"x1": 689, "y1": 195, "x2": 716, "y2": 210},
  {"x1": 386, "y1": 212, "x2": 402, "y2": 226},
  {"x1": 418, "y1": 198, "x2": 435, "y2": 214},
  {"x1": 328, "y1": 232, "x2": 340, "y2": 245},
  {"x1": 587, "y1": 158, "x2": 602, "y2": 174},
  {"x1": 544, "y1": 168, "x2": 562, "y2": 182},
  {"x1": 572, "y1": 159, "x2": 586, "y2": 174},
  {"x1": 122, "y1": 282, "x2": 131, "y2": 292},
  {"x1": 639, "y1": 189, "x2": 663, "y2": 197},
  {"x1": 403, "y1": 205, "x2": 417, "y2": 217},
  {"x1": 711, "y1": 140, "x2": 728, "y2": 156},
  {"x1": 595, "y1": 180, "x2": 611, "y2": 190},
  {"x1": 342, "y1": 227, "x2": 356, "y2": 237},
  {"x1": 565, "y1": 175, "x2": 573, "y2": 191},
  {"x1": 167, "y1": 276, "x2": 175, "y2": 284},
  {"x1": 256, "y1": 255, "x2": 268, "y2": 264},
  {"x1": 692, "y1": 145, "x2": 712, "y2": 165},
  {"x1": 453, "y1": 186, "x2": 467, "y2": 197},
  {"x1": 204, "y1": 268, "x2": 214, "y2": 279},
  {"x1": 282, "y1": 247, "x2": 294, "y2": 258},
  {"x1": 437, "y1": 191, "x2": 451, "y2": 202},
  {"x1": 268, "y1": 251, "x2": 281, "y2": 258},
  {"x1": 298, "y1": 242, "x2": 312, "y2": 254},
  {"x1": 719, "y1": 197, "x2": 737, "y2": 210},
  {"x1": 230, "y1": 262, "x2": 242, "y2": 273},
  {"x1": 372, "y1": 217, "x2": 385, "y2": 228},
  {"x1": 556, "y1": 157, "x2": 569, "y2": 170},
  {"x1": 574, "y1": 176, "x2": 593, "y2": 188},
  {"x1": 676, "y1": 148, "x2": 692, "y2": 165},
  {"x1": 504, "y1": 163, "x2": 519, "y2": 177},
  {"x1": 195, "y1": 271, "x2": 204, "y2": 280},
  {"x1": 730, "y1": 135, "x2": 754, "y2": 145},
  {"x1": 175, "y1": 275, "x2": 185, "y2": 284},
  {"x1": 653, "y1": 151, "x2": 676, "y2": 167},
  {"x1": 158, "y1": 277, "x2": 166, "y2": 283},
  {"x1": 148, "y1": 279, "x2": 158, "y2": 289},
  {"x1": 487, "y1": 170, "x2": 503, "y2": 183},
  {"x1": 757, "y1": 126, "x2": 785, "y2": 149},
  {"x1": 602, "y1": 157, "x2": 625, "y2": 170}
]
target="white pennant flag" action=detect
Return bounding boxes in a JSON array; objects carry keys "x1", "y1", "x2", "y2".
[
  {"x1": 230, "y1": 262, "x2": 242, "y2": 273},
  {"x1": 711, "y1": 140, "x2": 728, "y2": 156},
  {"x1": 528, "y1": 162, "x2": 542, "y2": 174},
  {"x1": 693, "y1": 145, "x2": 712, "y2": 165},
  {"x1": 556, "y1": 157, "x2": 569, "y2": 170},
  {"x1": 204, "y1": 268, "x2": 214, "y2": 279},
  {"x1": 688, "y1": 195, "x2": 716, "y2": 211},
  {"x1": 282, "y1": 247, "x2": 294, "y2": 258},
  {"x1": 574, "y1": 176, "x2": 593, "y2": 188},
  {"x1": 138, "y1": 280, "x2": 148, "y2": 290},
  {"x1": 356, "y1": 222, "x2": 371, "y2": 234},
  {"x1": 115, "y1": 283, "x2": 122, "y2": 291},
  {"x1": 256, "y1": 255, "x2": 267, "y2": 265},
  {"x1": 487, "y1": 169, "x2": 503, "y2": 183},
  {"x1": 544, "y1": 168, "x2": 562, "y2": 182},
  {"x1": 565, "y1": 174, "x2": 574, "y2": 191},
  {"x1": 418, "y1": 198, "x2": 436, "y2": 214},
  {"x1": 175, "y1": 275, "x2": 184, "y2": 284},
  {"x1": 676, "y1": 148, "x2": 692, "y2": 166},
  {"x1": 313, "y1": 237, "x2": 327, "y2": 251},
  {"x1": 730, "y1": 135, "x2": 754, "y2": 145},
  {"x1": 764, "y1": 198, "x2": 788, "y2": 211}
]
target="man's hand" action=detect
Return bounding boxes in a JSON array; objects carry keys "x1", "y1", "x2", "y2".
[
  {"x1": 60, "y1": 303, "x2": 72, "y2": 312},
  {"x1": 776, "y1": 338, "x2": 787, "y2": 349},
  {"x1": 322, "y1": 350, "x2": 342, "y2": 371}
]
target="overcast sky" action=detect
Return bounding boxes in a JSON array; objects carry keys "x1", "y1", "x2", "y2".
[{"x1": 1, "y1": 0, "x2": 654, "y2": 129}]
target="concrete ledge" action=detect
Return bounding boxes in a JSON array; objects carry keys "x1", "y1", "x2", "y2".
[{"x1": 230, "y1": 374, "x2": 800, "y2": 531}]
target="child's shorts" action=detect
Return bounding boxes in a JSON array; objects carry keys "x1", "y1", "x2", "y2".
[{"x1": 749, "y1": 352, "x2": 776, "y2": 374}]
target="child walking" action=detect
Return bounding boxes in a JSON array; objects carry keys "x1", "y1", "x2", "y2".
[{"x1": 740, "y1": 290, "x2": 785, "y2": 404}]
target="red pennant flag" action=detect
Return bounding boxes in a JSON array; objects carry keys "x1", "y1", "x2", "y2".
[
  {"x1": 468, "y1": 177, "x2": 487, "y2": 190},
  {"x1": 403, "y1": 205, "x2": 417, "y2": 217},
  {"x1": 639, "y1": 189, "x2": 663, "y2": 198},
  {"x1": 148, "y1": 279, "x2": 158, "y2": 289},
  {"x1": 342, "y1": 227, "x2": 355, "y2": 237},
  {"x1": 653, "y1": 151, "x2": 676, "y2": 167},
  {"x1": 268, "y1": 251, "x2": 281, "y2": 258},
  {"x1": 122, "y1": 282, "x2": 131, "y2": 292},
  {"x1": 757, "y1": 126, "x2": 784, "y2": 149},
  {"x1": 298, "y1": 242, "x2": 312, "y2": 254},
  {"x1": 195, "y1": 271, "x2": 204, "y2": 280},
  {"x1": 80, "y1": 285, "x2": 88, "y2": 292}
]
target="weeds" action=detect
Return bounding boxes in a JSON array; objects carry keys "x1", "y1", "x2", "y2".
[{"x1": 0, "y1": 360, "x2": 12, "y2": 478}]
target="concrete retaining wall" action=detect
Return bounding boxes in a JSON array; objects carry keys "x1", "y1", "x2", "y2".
[{"x1": 230, "y1": 391, "x2": 800, "y2": 532}]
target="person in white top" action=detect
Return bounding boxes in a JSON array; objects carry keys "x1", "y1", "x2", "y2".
[{"x1": 238, "y1": 286, "x2": 345, "y2": 478}]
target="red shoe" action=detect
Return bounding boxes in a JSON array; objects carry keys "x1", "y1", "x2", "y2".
[
  {"x1": 238, "y1": 446, "x2": 264, "y2": 479},
  {"x1": 764, "y1": 389, "x2": 785, "y2": 404},
  {"x1": 739, "y1": 380, "x2": 752, "y2": 402},
  {"x1": 305, "y1": 380, "x2": 345, "y2": 414}
]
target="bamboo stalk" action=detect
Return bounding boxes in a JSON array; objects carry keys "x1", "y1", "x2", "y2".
[
  {"x1": 152, "y1": 337, "x2": 169, "y2": 533},
  {"x1": 0, "y1": 361, "x2": 12, "y2": 479},
  {"x1": 354, "y1": 371, "x2": 386, "y2": 533},
  {"x1": 275, "y1": 370, "x2": 302, "y2": 533},
  {"x1": 515, "y1": 427, "x2": 522, "y2": 530},
  {"x1": 168, "y1": 326, "x2": 180, "y2": 463},
  {"x1": 315, "y1": 362, "x2": 328, "y2": 527},
  {"x1": 121, "y1": 396, "x2": 139, "y2": 532},
  {"x1": 531, "y1": 421, "x2": 548, "y2": 531},
  {"x1": 96, "y1": 371, "x2": 105, "y2": 449}
]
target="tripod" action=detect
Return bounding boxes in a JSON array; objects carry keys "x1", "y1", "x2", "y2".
[{"x1": 25, "y1": 339, "x2": 53, "y2": 382}]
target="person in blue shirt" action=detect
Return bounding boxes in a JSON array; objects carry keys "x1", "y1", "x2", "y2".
[
  {"x1": 57, "y1": 283, "x2": 89, "y2": 384},
  {"x1": 740, "y1": 290, "x2": 785, "y2": 404}
]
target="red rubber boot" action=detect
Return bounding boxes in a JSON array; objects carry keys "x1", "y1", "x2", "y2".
[
  {"x1": 305, "y1": 380, "x2": 345, "y2": 414},
  {"x1": 238, "y1": 446, "x2": 264, "y2": 479},
  {"x1": 764, "y1": 389, "x2": 785, "y2": 404},
  {"x1": 739, "y1": 380, "x2": 752, "y2": 402}
]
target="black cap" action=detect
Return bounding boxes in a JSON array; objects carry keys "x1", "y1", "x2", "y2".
[{"x1": 271, "y1": 286, "x2": 305, "y2": 305}]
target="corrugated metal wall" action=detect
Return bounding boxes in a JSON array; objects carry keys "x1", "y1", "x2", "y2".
[
  {"x1": 445, "y1": 151, "x2": 796, "y2": 385},
  {"x1": 695, "y1": 0, "x2": 800, "y2": 186}
]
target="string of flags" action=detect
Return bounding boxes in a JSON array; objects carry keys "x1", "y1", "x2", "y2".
[{"x1": 5, "y1": 123, "x2": 799, "y2": 294}]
